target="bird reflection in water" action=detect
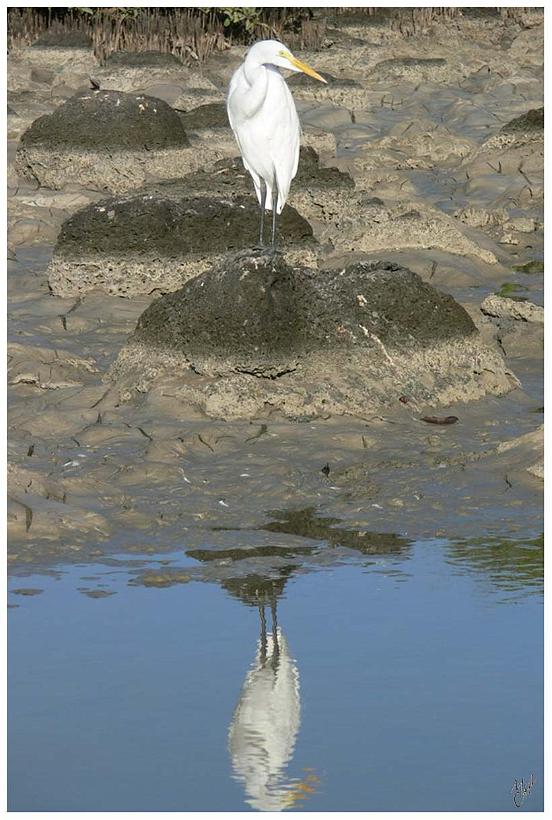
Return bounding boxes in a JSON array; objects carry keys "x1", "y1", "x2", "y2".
[
  {"x1": 186, "y1": 513, "x2": 412, "y2": 809},
  {"x1": 225, "y1": 575, "x2": 319, "y2": 811}
]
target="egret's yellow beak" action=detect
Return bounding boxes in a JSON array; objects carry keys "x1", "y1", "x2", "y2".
[{"x1": 283, "y1": 51, "x2": 327, "y2": 84}]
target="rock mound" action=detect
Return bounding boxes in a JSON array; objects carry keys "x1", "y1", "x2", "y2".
[
  {"x1": 461, "y1": 107, "x2": 544, "y2": 214},
  {"x1": 501, "y1": 106, "x2": 543, "y2": 134},
  {"x1": 324, "y1": 194, "x2": 497, "y2": 264},
  {"x1": 110, "y1": 250, "x2": 515, "y2": 419},
  {"x1": 19, "y1": 31, "x2": 96, "y2": 72},
  {"x1": 177, "y1": 100, "x2": 334, "y2": 159},
  {"x1": 20, "y1": 88, "x2": 186, "y2": 150},
  {"x1": 370, "y1": 57, "x2": 448, "y2": 83},
  {"x1": 481, "y1": 294, "x2": 544, "y2": 324},
  {"x1": 161, "y1": 147, "x2": 353, "y2": 226},
  {"x1": 96, "y1": 61, "x2": 222, "y2": 112},
  {"x1": 48, "y1": 194, "x2": 315, "y2": 297},
  {"x1": 105, "y1": 50, "x2": 183, "y2": 67},
  {"x1": 136, "y1": 146, "x2": 354, "y2": 234},
  {"x1": 32, "y1": 31, "x2": 93, "y2": 49},
  {"x1": 178, "y1": 101, "x2": 229, "y2": 130},
  {"x1": 15, "y1": 89, "x2": 220, "y2": 193},
  {"x1": 288, "y1": 73, "x2": 370, "y2": 109}
]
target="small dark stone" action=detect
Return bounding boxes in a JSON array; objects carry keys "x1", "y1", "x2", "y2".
[
  {"x1": 20, "y1": 89, "x2": 189, "y2": 151},
  {"x1": 421, "y1": 415, "x2": 459, "y2": 425}
]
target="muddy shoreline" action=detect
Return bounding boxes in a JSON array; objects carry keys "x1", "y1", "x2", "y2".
[{"x1": 7, "y1": 10, "x2": 543, "y2": 578}]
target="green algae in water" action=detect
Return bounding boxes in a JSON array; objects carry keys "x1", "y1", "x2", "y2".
[
  {"x1": 495, "y1": 282, "x2": 528, "y2": 301},
  {"x1": 445, "y1": 533, "x2": 543, "y2": 597},
  {"x1": 513, "y1": 260, "x2": 544, "y2": 274}
]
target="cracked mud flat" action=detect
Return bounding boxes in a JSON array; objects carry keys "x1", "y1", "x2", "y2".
[{"x1": 8, "y1": 11, "x2": 543, "y2": 582}]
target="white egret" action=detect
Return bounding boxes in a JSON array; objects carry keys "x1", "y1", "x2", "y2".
[{"x1": 227, "y1": 39, "x2": 327, "y2": 248}]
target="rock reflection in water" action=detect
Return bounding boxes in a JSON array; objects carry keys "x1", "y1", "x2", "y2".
[{"x1": 261, "y1": 506, "x2": 410, "y2": 556}]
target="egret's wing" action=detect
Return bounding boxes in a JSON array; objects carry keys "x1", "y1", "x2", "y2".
[
  {"x1": 226, "y1": 65, "x2": 301, "y2": 213},
  {"x1": 227, "y1": 65, "x2": 264, "y2": 204},
  {"x1": 266, "y1": 71, "x2": 300, "y2": 211}
]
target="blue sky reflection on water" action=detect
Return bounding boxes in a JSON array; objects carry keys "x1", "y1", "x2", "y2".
[{"x1": 8, "y1": 537, "x2": 543, "y2": 812}]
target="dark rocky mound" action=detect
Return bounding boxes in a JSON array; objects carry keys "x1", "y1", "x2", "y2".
[
  {"x1": 327, "y1": 10, "x2": 396, "y2": 28},
  {"x1": 370, "y1": 57, "x2": 447, "y2": 80},
  {"x1": 32, "y1": 31, "x2": 93, "y2": 49},
  {"x1": 177, "y1": 101, "x2": 229, "y2": 129},
  {"x1": 132, "y1": 251, "x2": 476, "y2": 377},
  {"x1": 111, "y1": 249, "x2": 514, "y2": 417},
  {"x1": 132, "y1": 146, "x2": 353, "y2": 200},
  {"x1": 294, "y1": 146, "x2": 354, "y2": 190},
  {"x1": 105, "y1": 50, "x2": 183, "y2": 67},
  {"x1": 501, "y1": 107, "x2": 543, "y2": 134},
  {"x1": 56, "y1": 195, "x2": 313, "y2": 259},
  {"x1": 19, "y1": 89, "x2": 189, "y2": 150},
  {"x1": 288, "y1": 72, "x2": 362, "y2": 90}
]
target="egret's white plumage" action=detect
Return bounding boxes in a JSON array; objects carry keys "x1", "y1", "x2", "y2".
[{"x1": 227, "y1": 39, "x2": 326, "y2": 245}]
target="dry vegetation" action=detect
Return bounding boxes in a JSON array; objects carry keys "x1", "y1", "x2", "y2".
[
  {"x1": 6, "y1": 7, "x2": 537, "y2": 65},
  {"x1": 7, "y1": 7, "x2": 326, "y2": 64}
]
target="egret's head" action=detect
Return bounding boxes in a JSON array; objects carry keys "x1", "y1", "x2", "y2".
[{"x1": 247, "y1": 39, "x2": 327, "y2": 83}]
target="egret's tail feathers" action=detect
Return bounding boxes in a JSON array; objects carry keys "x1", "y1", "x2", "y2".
[{"x1": 255, "y1": 181, "x2": 287, "y2": 214}]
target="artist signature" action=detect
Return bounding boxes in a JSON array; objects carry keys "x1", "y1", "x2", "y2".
[{"x1": 512, "y1": 773, "x2": 536, "y2": 807}]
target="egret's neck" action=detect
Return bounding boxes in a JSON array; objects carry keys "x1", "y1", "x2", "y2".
[
  {"x1": 243, "y1": 52, "x2": 269, "y2": 85},
  {"x1": 241, "y1": 58, "x2": 271, "y2": 118}
]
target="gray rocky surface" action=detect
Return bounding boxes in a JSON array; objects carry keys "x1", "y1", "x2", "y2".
[
  {"x1": 110, "y1": 249, "x2": 515, "y2": 419},
  {"x1": 15, "y1": 89, "x2": 222, "y2": 193},
  {"x1": 48, "y1": 192, "x2": 316, "y2": 297}
]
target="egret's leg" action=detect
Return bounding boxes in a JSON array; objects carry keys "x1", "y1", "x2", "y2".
[
  {"x1": 271, "y1": 600, "x2": 279, "y2": 655},
  {"x1": 271, "y1": 180, "x2": 279, "y2": 250},
  {"x1": 259, "y1": 604, "x2": 267, "y2": 664},
  {"x1": 259, "y1": 182, "x2": 267, "y2": 247},
  {"x1": 270, "y1": 599, "x2": 280, "y2": 672}
]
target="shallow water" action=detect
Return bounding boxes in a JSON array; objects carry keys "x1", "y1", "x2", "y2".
[{"x1": 8, "y1": 532, "x2": 542, "y2": 812}]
